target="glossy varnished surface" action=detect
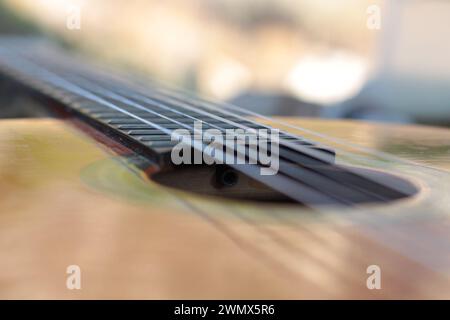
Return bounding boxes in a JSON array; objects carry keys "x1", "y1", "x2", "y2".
[{"x1": 0, "y1": 118, "x2": 449, "y2": 299}]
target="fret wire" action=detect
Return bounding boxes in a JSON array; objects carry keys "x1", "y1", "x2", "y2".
[
  {"x1": 142, "y1": 87, "x2": 409, "y2": 198},
  {"x1": 109, "y1": 76, "x2": 408, "y2": 198},
  {"x1": 20, "y1": 53, "x2": 323, "y2": 168},
  {"x1": 8, "y1": 38, "x2": 428, "y2": 174},
  {"x1": 20, "y1": 46, "x2": 334, "y2": 164},
  {"x1": 68, "y1": 76, "x2": 227, "y2": 131},
  {"x1": 65, "y1": 70, "x2": 390, "y2": 201},
  {"x1": 1, "y1": 43, "x2": 407, "y2": 203},
  {"x1": 1, "y1": 51, "x2": 344, "y2": 205},
  {"x1": 143, "y1": 72, "x2": 443, "y2": 173},
  {"x1": 31, "y1": 44, "x2": 348, "y2": 177},
  {"x1": 107, "y1": 76, "x2": 343, "y2": 167},
  {"x1": 57, "y1": 62, "x2": 400, "y2": 200},
  {"x1": 66, "y1": 60, "x2": 337, "y2": 165},
  {"x1": 69, "y1": 67, "x2": 405, "y2": 198},
  {"x1": 1, "y1": 44, "x2": 347, "y2": 169},
  {"x1": 99, "y1": 67, "x2": 410, "y2": 198},
  {"x1": 16, "y1": 47, "x2": 408, "y2": 199},
  {"x1": 63, "y1": 73, "x2": 370, "y2": 203}
]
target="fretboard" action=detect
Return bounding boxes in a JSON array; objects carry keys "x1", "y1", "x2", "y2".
[{"x1": 0, "y1": 37, "x2": 412, "y2": 206}]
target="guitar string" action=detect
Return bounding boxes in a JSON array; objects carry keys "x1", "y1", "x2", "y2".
[
  {"x1": 0, "y1": 38, "x2": 442, "y2": 282},
  {"x1": 22, "y1": 47, "x2": 409, "y2": 201},
  {"x1": 39, "y1": 55, "x2": 404, "y2": 204},
  {"x1": 22, "y1": 39, "x2": 421, "y2": 182},
  {"x1": 2, "y1": 42, "x2": 440, "y2": 278},
  {"x1": 116, "y1": 59, "x2": 446, "y2": 174},
  {"x1": 158, "y1": 160, "x2": 353, "y2": 291},
  {"x1": 25, "y1": 45, "x2": 338, "y2": 166},
  {"x1": 61, "y1": 74, "x2": 364, "y2": 205},
  {"x1": 227, "y1": 203, "x2": 363, "y2": 289},
  {"x1": 0, "y1": 45, "x2": 376, "y2": 202},
  {"x1": 90, "y1": 73, "x2": 407, "y2": 200},
  {"x1": 59, "y1": 72, "x2": 388, "y2": 204},
  {"x1": 0, "y1": 42, "x2": 346, "y2": 268},
  {"x1": 0, "y1": 41, "x2": 338, "y2": 279},
  {"x1": 89, "y1": 69, "x2": 408, "y2": 199},
  {"x1": 0, "y1": 51, "x2": 344, "y2": 205},
  {"x1": 0, "y1": 49, "x2": 372, "y2": 268},
  {"x1": 57, "y1": 72, "x2": 357, "y2": 205},
  {"x1": 4, "y1": 37, "x2": 446, "y2": 174},
  {"x1": 133, "y1": 136, "x2": 366, "y2": 282},
  {"x1": 3, "y1": 45, "x2": 410, "y2": 200},
  {"x1": 113, "y1": 141, "x2": 412, "y2": 283},
  {"x1": 32, "y1": 40, "x2": 450, "y2": 272},
  {"x1": 0, "y1": 41, "x2": 413, "y2": 203},
  {"x1": 37, "y1": 58, "x2": 442, "y2": 260},
  {"x1": 14, "y1": 41, "x2": 388, "y2": 166},
  {"x1": 39, "y1": 49, "x2": 410, "y2": 198},
  {"x1": 172, "y1": 195, "x2": 313, "y2": 290}
]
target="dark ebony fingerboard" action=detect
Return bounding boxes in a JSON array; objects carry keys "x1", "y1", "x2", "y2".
[{"x1": 0, "y1": 37, "x2": 413, "y2": 206}]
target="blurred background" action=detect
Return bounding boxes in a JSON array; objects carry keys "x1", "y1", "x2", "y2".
[{"x1": 0, "y1": 0, "x2": 449, "y2": 126}]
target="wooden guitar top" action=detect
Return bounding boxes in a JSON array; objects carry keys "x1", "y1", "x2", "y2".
[{"x1": 0, "y1": 117, "x2": 449, "y2": 299}]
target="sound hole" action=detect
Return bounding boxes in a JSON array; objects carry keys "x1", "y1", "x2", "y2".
[{"x1": 150, "y1": 164, "x2": 419, "y2": 205}]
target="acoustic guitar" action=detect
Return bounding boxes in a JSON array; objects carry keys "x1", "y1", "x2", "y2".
[{"x1": 0, "y1": 37, "x2": 449, "y2": 299}]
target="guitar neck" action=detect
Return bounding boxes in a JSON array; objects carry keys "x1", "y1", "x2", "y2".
[{"x1": 0, "y1": 37, "x2": 414, "y2": 206}]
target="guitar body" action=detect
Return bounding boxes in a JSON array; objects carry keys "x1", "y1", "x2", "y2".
[{"x1": 1, "y1": 116, "x2": 449, "y2": 299}]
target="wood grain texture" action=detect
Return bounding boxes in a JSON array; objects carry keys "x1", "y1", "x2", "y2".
[{"x1": 0, "y1": 117, "x2": 449, "y2": 299}]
